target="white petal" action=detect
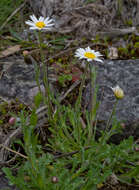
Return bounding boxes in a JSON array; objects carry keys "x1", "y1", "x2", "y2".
[
  {"x1": 25, "y1": 21, "x2": 35, "y2": 27},
  {"x1": 75, "y1": 51, "x2": 80, "y2": 55},
  {"x1": 29, "y1": 26, "x2": 38, "y2": 30},
  {"x1": 95, "y1": 52, "x2": 103, "y2": 57},
  {"x1": 87, "y1": 58, "x2": 92, "y2": 62},
  {"x1": 80, "y1": 49, "x2": 86, "y2": 54},
  {"x1": 44, "y1": 17, "x2": 50, "y2": 22},
  {"x1": 30, "y1": 15, "x2": 38, "y2": 23},
  {"x1": 86, "y1": 47, "x2": 91, "y2": 52},
  {"x1": 76, "y1": 52, "x2": 82, "y2": 56},
  {"x1": 112, "y1": 85, "x2": 120, "y2": 91},
  {"x1": 45, "y1": 21, "x2": 54, "y2": 25},
  {"x1": 39, "y1": 16, "x2": 44, "y2": 22},
  {"x1": 94, "y1": 58, "x2": 103, "y2": 63},
  {"x1": 75, "y1": 53, "x2": 82, "y2": 57},
  {"x1": 45, "y1": 19, "x2": 53, "y2": 24},
  {"x1": 46, "y1": 23, "x2": 54, "y2": 27},
  {"x1": 75, "y1": 54, "x2": 80, "y2": 57}
]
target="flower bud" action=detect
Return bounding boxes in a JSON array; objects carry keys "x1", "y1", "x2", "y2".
[
  {"x1": 135, "y1": 147, "x2": 139, "y2": 152},
  {"x1": 111, "y1": 85, "x2": 124, "y2": 99},
  {"x1": 51, "y1": 176, "x2": 58, "y2": 183},
  {"x1": 9, "y1": 117, "x2": 16, "y2": 125},
  {"x1": 23, "y1": 50, "x2": 29, "y2": 57}
]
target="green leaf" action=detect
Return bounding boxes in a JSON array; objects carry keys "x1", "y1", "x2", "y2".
[
  {"x1": 34, "y1": 92, "x2": 43, "y2": 108},
  {"x1": 30, "y1": 110, "x2": 38, "y2": 126}
]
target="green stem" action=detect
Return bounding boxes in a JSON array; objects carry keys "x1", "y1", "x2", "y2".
[
  {"x1": 75, "y1": 62, "x2": 89, "y2": 111},
  {"x1": 88, "y1": 64, "x2": 93, "y2": 143},
  {"x1": 89, "y1": 63, "x2": 93, "y2": 123},
  {"x1": 102, "y1": 99, "x2": 118, "y2": 144},
  {"x1": 34, "y1": 62, "x2": 42, "y2": 94},
  {"x1": 88, "y1": 64, "x2": 97, "y2": 143},
  {"x1": 38, "y1": 31, "x2": 53, "y2": 120}
]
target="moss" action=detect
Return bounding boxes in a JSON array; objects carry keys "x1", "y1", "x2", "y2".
[
  {"x1": 46, "y1": 34, "x2": 52, "y2": 40},
  {"x1": 104, "y1": 49, "x2": 109, "y2": 58},
  {"x1": 58, "y1": 58, "x2": 62, "y2": 63},
  {"x1": 118, "y1": 47, "x2": 129, "y2": 58},
  {"x1": 134, "y1": 42, "x2": 139, "y2": 48},
  {"x1": 131, "y1": 49, "x2": 135, "y2": 56},
  {"x1": 125, "y1": 19, "x2": 133, "y2": 27},
  {"x1": 135, "y1": 36, "x2": 139, "y2": 41},
  {"x1": 19, "y1": 103, "x2": 24, "y2": 109},
  {"x1": 118, "y1": 47, "x2": 128, "y2": 54},
  {"x1": 0, "y1": 120, "x2": 3, "y2": 124},
  {"x1": 0, "y1": 102, "x2": 8, "y2": 115},
  {"x1": 49, "y1": 58, "x2": 54, "y2": 63},
  {"x1": 124, "y1": 34, "x2": 129, "y2": 41},
  {"x1": 92, "y1": 34, "x2": 100, "y2": 43}
]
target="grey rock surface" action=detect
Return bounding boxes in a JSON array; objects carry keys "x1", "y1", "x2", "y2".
[
  {"x1": 0, "y1": 56, "x2": 56, "y2": 105},
  {"x1": 29, "y1": 0, "x2": 139, "y2": 37},
  {"x1": 0, "y1": 57, "x2": 139, "y2": 125},
  {"x1": 83, "y1": 59, "x2": 139, "y2": 124}
]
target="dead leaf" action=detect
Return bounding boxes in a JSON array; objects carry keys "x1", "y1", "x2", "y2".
[
  {"x1": 71, "y1": 66, "x2": 82, "y2": 82},
  {"x1": 0, "y1": 45, "x2": 21, "y2": 58},
  {"x1": 108, "y1": 47, "x2": 118, "y2": 59}
]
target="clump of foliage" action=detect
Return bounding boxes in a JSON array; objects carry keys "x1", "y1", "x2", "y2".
[{"x1": 3, "y1": 103, "x2": 139, "y2": 190}]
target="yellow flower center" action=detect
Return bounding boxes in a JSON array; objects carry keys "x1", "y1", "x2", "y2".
[
  {"x1": 84, "y1": 52, "x2": 96, "y2": 59},
  {"x1": 36, "y1": 21, "x2": 46, "y2": 28}
]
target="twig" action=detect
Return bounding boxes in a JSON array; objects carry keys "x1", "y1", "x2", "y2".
[
  {"x1": 117, "y1": 178, "x2": 139, "y2": 188},
  {"x1": 80, "y1": 117, "x2": 86, "y2": 129},
  {"x1": 58, "y1": 80, "x2": 80, "y2": 102},
  {"x1": 0, "y1": 148, "x2": 22, "y2": 166},
  {"x1": 53, "y1": 146, "x2": 91, "y2": 159},
  {"x1": 98, "y1": 27, "x2": 137, "y2": 38},
  {"x1": 0, "y1": 144, "x2": 28, "y2": 159}
]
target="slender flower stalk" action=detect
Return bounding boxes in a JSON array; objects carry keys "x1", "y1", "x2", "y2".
[
  {"x1": 75, "y1": 47, "x2": 103, "y2": 143},
  {"x1": 38, "y1": 31, "x2": 53, "y2": 119},
  {"x1": 103, "y1": 99, "x2": 118, "y2": 142},
  {"x1": 88, "y1": 65, "x2": 97, "y2": 142},
  {"x1": 75, "y1": 62, "x2": 89, "y2": 111},
  {"x1": 75, "y1": 47, "x2": 103, "y2": 110},
  {"x1": 102, "y1": 86, "x2": 124, "y2": 143},
  {"x1": 34, "y1": 62, "x2": 42, "y2": 95},
  {"x1": 26, "y1": 15, "x2": 54, "y2": 120}
]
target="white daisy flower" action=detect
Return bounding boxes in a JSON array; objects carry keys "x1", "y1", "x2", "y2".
[
  {"x1": 75, "y1": 47, "x2": 103, "y2": 62},
  {"x1": 25, "y1": 15, "x2": 54, "y2": 30}
]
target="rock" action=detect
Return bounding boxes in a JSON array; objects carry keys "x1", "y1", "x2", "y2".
[
  {"x1": 28, "y1": 0, "x2": 139, "y2": 37},
  {"x1": 83, "y1": 59, "x2": 139, "y2": 142},
  {"x1": 0, "y1": 57, "x2": 139, "y2": 142},
  {"x1": 0, "y1": 57, "x2": 139, "y2": 125},
  {"x1": 0, "y1": 56, "x2": 56, "y2": 106},
  {"x1": 83, "y1": 59, "x2": 139, "y2": 124}
]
